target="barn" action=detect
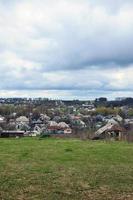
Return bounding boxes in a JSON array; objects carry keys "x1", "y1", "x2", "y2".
[{"x1": 0, "y1": 131, "x2": 25, "y2": 138}]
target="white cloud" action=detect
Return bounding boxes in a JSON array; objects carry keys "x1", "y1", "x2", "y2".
[{"x1": 0, "y1": 0, "x2": 133, "y2": 99}]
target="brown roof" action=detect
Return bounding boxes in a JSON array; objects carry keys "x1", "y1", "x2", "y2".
[{"x1": 107, "y1": 124, "x2": 126, "y2": 132}]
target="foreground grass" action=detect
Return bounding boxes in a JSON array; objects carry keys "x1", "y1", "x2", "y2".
[{"x1": 0, "y1": 138, "x2": 133, "y2": 200}]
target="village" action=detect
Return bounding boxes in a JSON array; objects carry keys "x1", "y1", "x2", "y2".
[{"x1": 0, "y1": 97, "x2": 133, "y2": 141}]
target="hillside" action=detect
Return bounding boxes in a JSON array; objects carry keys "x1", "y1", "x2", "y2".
[{"x1": 0, "y1": 138, "x2": 133, "y2": 200}]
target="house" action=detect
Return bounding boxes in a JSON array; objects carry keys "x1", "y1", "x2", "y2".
[
  {"x1": 52, "y1": 116, "x2": 61, "y2": 123},
  {"x1": 82, "y1": 103, "x2": 96, "y2": 111},
  {"x1": 45, "y1": 121, "x2": 72, "y2": 135},
  {"x1": 124, "y1": 118, "x2": 133, "y2": 125},
  {"x1": 71, "y1": 119, "x2": 86, "y2": 129},
  {"x1": 94, "y1": 123, "x2": 126, "y2": 140},
  {"x1": 16, "y1": 122, "x2": 30, "y2": 131},
  {"x1": 64, "y1": 128, "x2": 72, "y2": 134},
  {"x1": 16, "y1": 116, "x2": 29, "y2": 124},
  {"x1": 46, "y1": 121, "x2": 59, "y2": 134},
  {"x1": 58, "y1": 122, "x2": 72, "y2": 134},
  {"x1": 40, "y1": 114, "x2": 50, "y2": 122},
  {"x1": 0, "y1": 116, "x2": 6, "y2": 124},
  {"x1": 32, "y1": 124, "x2": 43, "y2": 136},
  {"x1": 114, "y1": 115, "x2": 123, "y2": 123},
  {"x1": 47, "y1": 121, "x2": 58, "y2": 130},
  {"x1": 58, "y1": 122, "x2": 69, "y2": 129},
  {"x1": 124, "y1": 118, "x2": 133, "y2": 132},
  {"x1": 105, "y1": 118, "x2": 119, "y2": 125},
  {"x1": 15, "y1": 116, "x2": 30, "y2": 132}
]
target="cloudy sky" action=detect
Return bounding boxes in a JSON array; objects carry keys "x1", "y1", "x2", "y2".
[{"x1": 0, "y1": 0, "x2": 133, "y2": 99}]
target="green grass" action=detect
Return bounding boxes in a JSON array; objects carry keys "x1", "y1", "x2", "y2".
[{"x1": 0, "y1": 138, "x2": 133, "y2": 200}]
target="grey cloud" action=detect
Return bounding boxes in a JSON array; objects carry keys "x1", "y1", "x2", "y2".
[{"x1": 0, "y1": 0, "x2": 133, "y2": 98}]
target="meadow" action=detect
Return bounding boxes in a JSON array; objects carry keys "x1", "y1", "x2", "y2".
[{"x1": 0, "y1": 138, "x2": 133, "y2": 200}]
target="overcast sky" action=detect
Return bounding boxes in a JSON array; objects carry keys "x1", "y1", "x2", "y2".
[{"x1": 0, "y1": 0, "x2": 133, "y2": 99}]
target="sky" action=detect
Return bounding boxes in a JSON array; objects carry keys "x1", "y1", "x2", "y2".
[{"x1": 0, "y1": 0, "x2": 133, "y2": 100}]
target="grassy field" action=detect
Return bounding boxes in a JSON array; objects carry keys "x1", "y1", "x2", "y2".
[{"x1": 0, "y1": 138, "x2": 133, "y2": 200}]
